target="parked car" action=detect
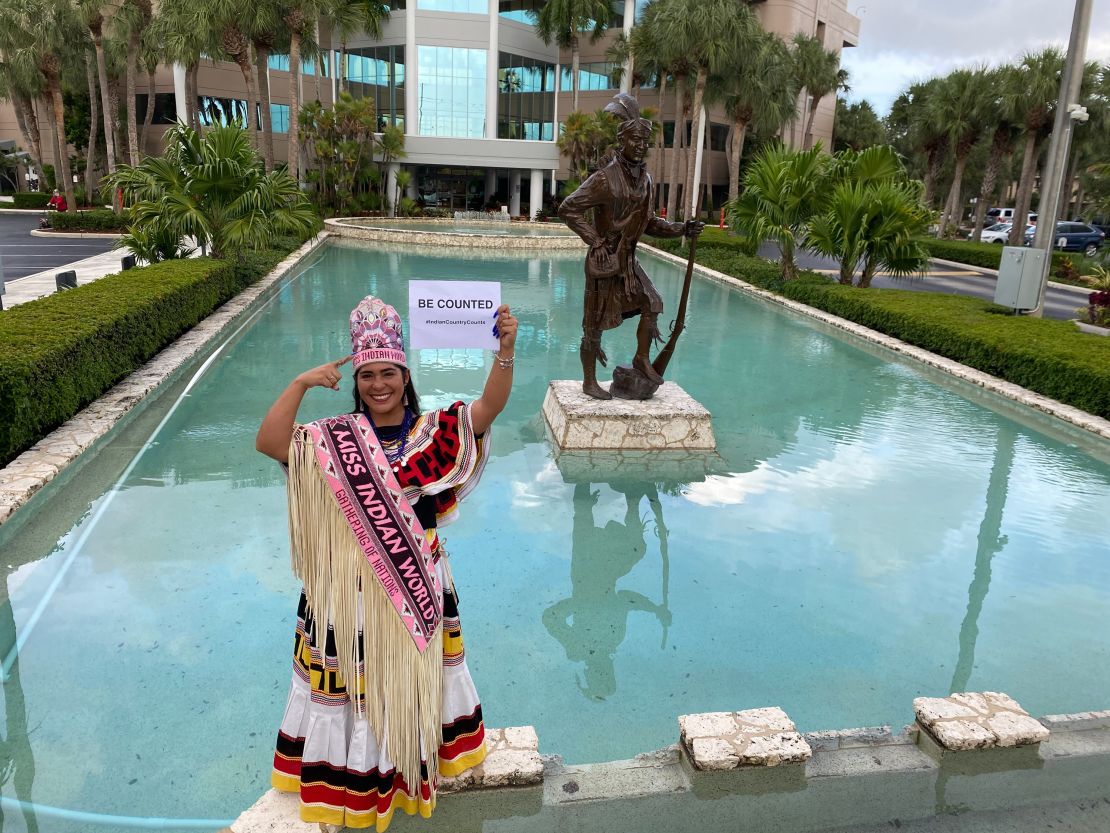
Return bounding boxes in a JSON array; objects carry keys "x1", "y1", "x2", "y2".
[
  {"x1": 1089, "y1": 216, "x2": 1110, "y2": 237},
  {"x1": 1023, "y1": 221, "x2": 1106, "y2": 256},
  {"x1": 985, "y1": 208, "x2": 1038, "y2": 227},
  {"x1": 974, "y1": 222, "x2": 1034, "y2": 244}
]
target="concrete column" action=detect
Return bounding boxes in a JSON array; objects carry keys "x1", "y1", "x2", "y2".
[
  {"x1": 387, "y1": 162, "x2": 400, "y2": 216},
  {"x1": 486, "y1": 0, "x2": 499, "y2": 139},
  {"x1": 551, "y1": 169, "x2": 557, "y2": 196},
  {"x1": 485, "y1": 168, "x2": 498, "y2": 203},
  {"x1": 172, "y1": 64, "x2": 189, "y2": 124},
  {"x1": 406, "y1": 174, "x2": 417, "y2": 200},
  {"x1": 509, "y1": 170, "x2": 521, "y2": 216},
  {"x1": 620, "y1": 0, "x2": 635, "y2": 93},
  {"x1": 529, "y1": 168, "x2": 543, "y2": 219},
  {"x1": 406, "y1": 1, "x2": 418, "y2": 135}
]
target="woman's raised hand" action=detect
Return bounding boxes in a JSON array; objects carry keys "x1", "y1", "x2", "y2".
[
  {"x1": 495, "y1": 304, "x2": 518, "y2": 354},
  {"x1": 296, "y1": 355, "x2": 352, "y2": 392}
]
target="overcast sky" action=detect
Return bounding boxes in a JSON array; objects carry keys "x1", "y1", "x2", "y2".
[{"x1": 840, "y1": 0, "x2": 1110, "y2": 115}]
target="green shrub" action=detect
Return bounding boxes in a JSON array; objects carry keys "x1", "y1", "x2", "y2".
[
  {"x1": 922, "y1": 238, "x2": 1080, "y2": 283},
  {"x1": 12, "y1": 192, "x2": 50, "y2": 209},
  {"x1": 778, "y1": 280, "x2": 1110, "y2": 419},
  {"x1": 0, "y1": 252, "x2": 286, "y2": 466},
  {"x1": 47, "y1": 209, "x2": 127, "y2": 232}
]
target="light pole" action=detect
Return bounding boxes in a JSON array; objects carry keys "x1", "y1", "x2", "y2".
[{"x1": 1029, "y1": 0, "x2": 1093, "y2": 318}]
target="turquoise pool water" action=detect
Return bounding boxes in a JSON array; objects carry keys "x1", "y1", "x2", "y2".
[
  {"x1": 347, "y1": 219, "x2": 579, "y2": 236},
  {"x1": 1, "y1": 239, "x2": 1109, "y2": 829}
]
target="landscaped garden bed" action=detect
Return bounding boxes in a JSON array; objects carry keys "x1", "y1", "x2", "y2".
[
  {"x1": 651, "y1": 236, "x2": 1110, "y2": 421},
  {"x1": 921, "y1": 238, "x2": 1087, "y2": 287},
  {"x1": 44, "y1": 208, "x2": 127, "y2": 233}
]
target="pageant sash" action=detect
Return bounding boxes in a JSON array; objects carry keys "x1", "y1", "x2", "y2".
[{"x1": 304, "y1": 413, "x2": 442, "y2": 652}]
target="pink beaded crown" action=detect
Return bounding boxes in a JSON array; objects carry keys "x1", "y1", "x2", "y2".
[{"x1": 350, "y1": 295, "x2": 407, "y2": 370}]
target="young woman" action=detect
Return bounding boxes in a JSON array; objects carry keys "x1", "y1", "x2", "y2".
[{"x1": 256, "y1": 295, "x2": 518, "y2": 830}]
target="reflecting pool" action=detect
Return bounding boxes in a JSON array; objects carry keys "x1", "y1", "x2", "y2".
[{"x1": 1, "y1": 239, "x2": 1108, "y2": 830}]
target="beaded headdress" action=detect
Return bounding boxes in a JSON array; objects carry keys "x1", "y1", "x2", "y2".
[{"x1": 350, "y1": 295, "x2": 407, "y2": 370}]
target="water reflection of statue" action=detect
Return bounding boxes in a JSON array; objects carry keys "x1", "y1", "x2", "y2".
[
  {"x1": 0, "y1": 595, "x2": 40, "y2": 833},
  {"x1": 542, "y1": 482, "x2": 671, "y2": 700}
]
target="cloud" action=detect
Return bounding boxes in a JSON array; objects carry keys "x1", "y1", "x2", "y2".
[{"x1": 841, "y1": 0, "x2": 1110, "y2": 114}]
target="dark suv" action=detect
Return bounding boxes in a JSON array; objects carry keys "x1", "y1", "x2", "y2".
[{"x1": 1024, "y1": 222, "x2": 1106, "y2": 256}]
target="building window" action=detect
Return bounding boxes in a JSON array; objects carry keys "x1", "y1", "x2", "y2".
[
  {"x1": 135, "y1": 93, "x2": 179, "y2": 125},
  {"x1": 270, "y1": 103, "x2": 290, "y2": 133},
  {"x1": 417, "y1": 46, "x2": 486, "y2": 138},
  {"x1": 709, "y1": 123, "x2": 728, "y2": 152},
  {"x1": 198, "y1": 96, "x2": 248, "y2": 127},
  {"x1": 498, "y1": 52, "x2": 555, "y2": 140},
  {"x1": 498, "y1": 0, "x2": 542, "y2": 22},
  {"x1": 268, "y1": 54, "x2": 328, "y2": 77},
  {"x1": 418, "y1": 0, "x2": 486, "y2": 12},
  {"x1": 561, "y1": 61, "x2": 620, "y2": 93},
  {"x1": 345, "y1": 45, "x2": 406, "y2": 130}
]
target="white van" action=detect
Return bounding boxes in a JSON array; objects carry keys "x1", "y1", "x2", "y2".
[{"x1": 985, "y1": 208, "x2": 1038, "y2": 226}]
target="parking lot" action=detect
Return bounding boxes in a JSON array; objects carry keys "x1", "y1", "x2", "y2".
[{"x1": 0, "y1": 213, "x2": 117, "y2": 282}]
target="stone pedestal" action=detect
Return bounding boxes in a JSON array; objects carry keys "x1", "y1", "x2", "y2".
[
  {"x1": 913, "y1": 692, "x2": 1049, "y2": 751},
  {"x1": 542, "y1": 381, "x2": 715, "y2": 451},
  {"x1": 679, "y1": 707, "x2": 812, "y2": 771}
]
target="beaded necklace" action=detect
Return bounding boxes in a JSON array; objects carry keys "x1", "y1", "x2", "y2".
[{"x1": 370, "y1": 408, "x2": 415, "y2": 464}]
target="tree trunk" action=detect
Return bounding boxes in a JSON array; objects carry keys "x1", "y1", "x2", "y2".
[
  {"x1": 859, "y1": 254, "x2": 877, "y2": 288},
  {"x1": 571, "y1": 36, "x2": 580, "y2": 112},
  {"x1": 289, "y1": 29, "x2": 303, "y2": 181},
  {"x1": 125, "y1": 32, "x2": 140, "y2": 165},
  {"x1": 727, "y1": 116, "x2": 748, "y2": 203},
  {"x1": 684, "y1": 66, "x2": 706, "y2": 220},
  {"x1": 12, "y1": 96, "x2": 41, "y2": 181},
  {"x1": 47, "y1": 79, "x2": 76, "y2": 212},
  {"x1": 256, "y1": 47, "x2": 275, "y2": 171},
  {"x1": 233, "y1": 50, "x2": 259, "y2": 139},
  {"x1": 187, "y1": 63, "x2": 201, "y2": 132},
  {"x1": 338, "y1": 42, "x2": 347, "y2": 93},
  {"x1": 314, "y1": 21, "x2": 323, "y2": 102},
  {"x1": 940, "y1": 153, "x2": 968, "y2": 238},
  {"x1": 697, "y1": 110, "x2": 711, "y2": 217},
  {"x1": 141, "y1": 68, "x2": 155, "y2": 153},
  {"x1": 803, "y1": 93, "x2": 820, "y2": 149},
  {"x1": 665, "y1": 73, "x2": 685, "y2": 221},
  {"x1": 923, "y1": 146, "x2": 942, "y2": 207},
  {"x1": 1008, "y1": 131, "x2": 1037, "y2": 245},
  {"x1": 93, "y1": 36, "x2": 117, "y2": 173},
  {"x1": 678, "y1": 98, "x2": 691, "y2": 220},
  {"x1": 653, "y1": 73, "x2": 667, "y2": 212},
  {"x1": 972, "y1": 147, "x2": 1002, "y2": 243},
  {"x1": 85, "y1": 54, "x2": 100, "y2": 201}
]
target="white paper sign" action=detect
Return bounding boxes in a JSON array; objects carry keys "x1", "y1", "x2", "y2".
[{"x1": 408, "y1": 280, "x2": 501, "y2": 350}]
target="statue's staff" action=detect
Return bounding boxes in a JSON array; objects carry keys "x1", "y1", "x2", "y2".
[{"x1": 651, "y1": 234, "x2": 699, "y2": 378}]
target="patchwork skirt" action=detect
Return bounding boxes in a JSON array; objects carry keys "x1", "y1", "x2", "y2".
[{"x1": 271, "y1": 559, "x2": 486, "y2": 831}]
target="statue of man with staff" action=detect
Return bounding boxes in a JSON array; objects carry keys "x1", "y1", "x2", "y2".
[{"x1": 558, "y1": 92, "x2": 704, "y2": 400}]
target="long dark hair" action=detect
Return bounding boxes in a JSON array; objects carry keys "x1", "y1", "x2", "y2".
[{"x1": 350, "y1": 369, "x2": 421, "y2": 419}]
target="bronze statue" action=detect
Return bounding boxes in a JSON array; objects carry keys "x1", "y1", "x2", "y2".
[{"x1": 558, "y1": 93, "x2": 704, "y2": 401}]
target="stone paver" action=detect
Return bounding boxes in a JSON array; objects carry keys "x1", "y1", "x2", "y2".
[
  {"x1": 914, "y1": 691, "x2": 1050, "y2": 751},
  {"x1": 542, "y1": 380, "x2": 716, "y2": 451},
  {"x1": 229, "y1": 726, "x2": 541, "y2": 833},
  {"x1": 325, "y1": 217, "x2": 585, "y2": 249},
  {"x1": 0, "y1": 235, "x2": 328, "y2": 525},
  {"x1": 679, "y1": 707, "x2": 812, "y2": 771}
]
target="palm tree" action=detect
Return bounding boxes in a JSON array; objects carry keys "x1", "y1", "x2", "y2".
[
  {"x1": 899, "y1": 79, "x2": 948, "y2": 207},
  {"x1": 792, "y1": 33, "x2": 848, "y2": 150},
  {"x1": 531, "y1": 0, "x2": 611, "y2": 112},
  {"x1": 106, "y1": 123, "x2": 319, "y2": 259},
  {"x1": 0, "y1": 34, "x2": 46, "y2": 179},
  {"x1": 1003, "y1": 48, "x2": 1064, "y2": 245},
  {"x1": 279, "y1": 0, "x2": 321, "y2": 182},
  {"x1": 326, "y1": 0, "x2": 389, "y2": 95},
  {"x1": 716, "y1": 29, "x2": 797, "y2": 203},
  {"x1": 726, "y1": 143, "x2": 829, "y2": 281},
  {"x1": 557, "y1": 110, "x2": 592, "y2": 178},
  {"x1": 970, "y1": 69, "x2": 1018, "y2": 242},
  {"x1": 77, "y1": 0, "x2": 117, "y2": 174},
  {"x1": 931, "y1": 67, "x2": 989, "y2": 237},
  {"x1": 651, "y1": 0, "x2": 755, "y2": 220},
  {"x1": 154, "y1": 1, "x2": 206, "y2": 132}
]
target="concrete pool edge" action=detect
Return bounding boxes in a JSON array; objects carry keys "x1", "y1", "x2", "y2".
[
  {"x1": 642, "y1": 244, "x2": 1110, "y2": 442},
  {"x1": 324, "y1": 217, "x2": 586, "y2": 249},
  {"x1": 226, "y1": 707, "x2": 1110, "y2": 833},
  {"x1": 0, "y1": 233, "x2": 331, "y2": 526}
]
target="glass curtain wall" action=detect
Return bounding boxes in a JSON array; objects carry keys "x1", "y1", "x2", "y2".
[
  {"x1": 417, "y1": 46, "x2": 486, "y2": 138},
  {"x1": 498, "y1": 52, "x2": 555, "y2": 140},
  {"x1": 560, "y1": 61, "x2": 620, "y2": 92},
  {"x1": 345, "y1": 45, "x2": 406, "y2": 130},
  {"x1": 268, "y1": 54, "x2": 328, "y2": 76},
  {"x1": 418, "y1": 0, "x2": 486, "y2": 11},
  {"x1": 498, "y1": 0, "x2": 543, "y2": 22}
]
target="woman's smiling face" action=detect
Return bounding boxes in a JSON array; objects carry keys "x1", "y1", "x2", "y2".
[{"x1": 356, "y1": 362, "x2": 408, "y2": 424}]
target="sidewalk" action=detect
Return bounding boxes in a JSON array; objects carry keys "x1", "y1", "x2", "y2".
[{"x1": 2, "y1": 247, "x2": 131, "y2": 307}]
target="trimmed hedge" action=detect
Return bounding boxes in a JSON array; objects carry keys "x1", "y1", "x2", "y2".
[
  {"x1": 0, "y1": 248, "x2": 287, "y2": 466},
  {"x1": 646, "y1": 241, "x2": 1110, "y2": 419},
  {"x1": 922, "y1": 238, "x2": 1081, "y2": 281},
  {"x1": 48, "y1": 209, "x2": 127, "y2": 232},
  {"x1": 13, "y1": 192, "x2": 50, "y2": 209}
]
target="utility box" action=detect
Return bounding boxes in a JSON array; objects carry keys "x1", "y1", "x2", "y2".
[{"x1": 994, "y1": 246, "x2": 1046, "y2": 311}]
